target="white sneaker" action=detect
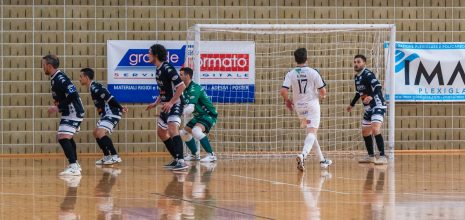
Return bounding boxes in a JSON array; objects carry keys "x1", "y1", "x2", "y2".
[
  {"x1": 96, "y1": 155, "x2": 112, "y2": 165},
  {"x1": 359, "y1": 155, "x2": 376, "y2": 163},
  {"x1": 103, "y1": 155, "x2": 122, "y2": 165},
  {"x1": 296, "y1": 154, "x2": 305, "y2": 171},
  {"x1": 200, "y1": 153, "x2": 217, "y2": 163},
  {"x1": 185, "y1": 154, "x2": 200, "y2": 161},
  {"x1": 60, "y1": 163, "x2": 81, "y2": 176},
  {"x1": 320, "y1": 159, "x2": 332, "y2": 169},
  {"x1": 60, "y1": 175, "x2": 82, "y2": 187},
  {"x1": 76, "y1": 161, "x2": 82, "y2": 171},
  {"x1": 374, "y1": 156, "x2": 388, "y2": 165}
]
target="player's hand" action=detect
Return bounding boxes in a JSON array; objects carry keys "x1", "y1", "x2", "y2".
[
  {"x1": 121, "y1": 106, "x2": 128, "y2": 113},
  {"x1": 48, "y1": 106, "x2": 59, "y2": 115},
  {"x1": 363, "y1": 96, "x2": 373, "y2": 105},
  {"x1": 162, "y1": 101, "x2": 174, "y2": 113},
  {"x1": 285, "y1": 99, "x2": 293, "y2": 111},
  {"x1": 346, "y1": 105, "x2": 352, "y2": 112},
  {"x1": 146, "y1": 102, "x2": 157, "y2": 111}
]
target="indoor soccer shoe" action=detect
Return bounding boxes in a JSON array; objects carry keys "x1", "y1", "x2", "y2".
[
  {"x1": 358, "y1": 155, "x2": 375, "y2": 163},
  {"x1": 103, "y1": 155, "x2": 122, "y2": 165},
  {"x1": 296, "y1": 154, "x2": 305, "y2": 171},
  {"x1": 96, "y1": 155, "x2": 112, "y2": 165},
  {"x1": 320, "y1": 159, "x2": 332, "y2": 169},
  {"x1": 200, "y1": 153, "x2": 217, "y2": 162},
  {"x1": 163, "y1": 159, "x2": 178, "y2": 169},
  {"x1": 172, "y1": 159, "x2": 189, "y2": 171},
  {"x1": 185, "y1": 154, "x2": 200, "y2": 161},
  {"x1": 374, "y1": 156, "x2": 388, "y2": 165},
  {"x1": 59, "y1": 163, "x2": 81, "y2": 176}
]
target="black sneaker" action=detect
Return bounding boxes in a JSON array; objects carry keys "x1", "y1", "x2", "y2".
[
  {"x1": 163, "y1": 160, "x2": 177, "y2": 169},
  {"x1": 172, "y1": 159, "x2": 189, "y2": 171}
]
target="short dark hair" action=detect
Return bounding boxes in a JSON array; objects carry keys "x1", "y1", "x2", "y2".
[
  {"x1": 294, "y1": 48, "x2": 307, "y2": 64},
  {"x1": 354, "y1": 54, "x2": 367, "y2": 62},
  {"x1": 180, "y1": 67, "x2": 193, "y2": 79},
  {"x1": 80, "y1": 67, "x2": 94, "y2": 80},
  {"x1": 150, "y1": 44, "x2": 167, "y2": 62},
  {"x1": 42, "y1": 54, "x2": 60, "y2": 68}
]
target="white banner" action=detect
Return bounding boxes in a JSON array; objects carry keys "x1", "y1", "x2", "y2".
[
  {"x1": 107, "y1": 40, "x2": 255, "y2": 103},
  {"x1": 385, "y1": 42, "x2": 465, "y2": 102},
  {"x1": 196, "y1": 41, "x2": 255, "y2": 103}
]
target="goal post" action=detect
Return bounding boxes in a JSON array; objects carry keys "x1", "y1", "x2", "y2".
[{"x1": 186, "y1": 24, "x2": 396, "y2": 158}]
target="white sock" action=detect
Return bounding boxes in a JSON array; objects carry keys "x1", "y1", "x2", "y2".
[
  {"x1": 313, "y1": 139, "x2": 325, "y2": 162},
  {"x1": 302, "y1": 133, "x2": 316, "y2": 157}
]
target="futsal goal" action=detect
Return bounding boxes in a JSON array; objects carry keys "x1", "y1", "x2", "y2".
[{"x1": 185, "y1": 24, "x2": 396, "y2": 158}]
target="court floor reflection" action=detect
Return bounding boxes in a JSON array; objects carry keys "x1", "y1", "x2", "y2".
[{"x1": 0, "y1": 154, "x2": 464, "y2": 219}]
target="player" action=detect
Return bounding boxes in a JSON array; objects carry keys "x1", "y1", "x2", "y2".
[
  {"x1": 79, "y1": 68, "x2": 127, "y2": 165},
  {"x1": 346, "y1": 54, "x2": 387, "y2": 165},
  {"x1": 43, "y1": 54, "x2": 85, "y2": 176},
  {"x1": 179, "y1": 67, "x2": 218, "y2": 162},
  {"x1": 146, "y1": 44, "x2": 188, "y2": 171},
  {"x1": 279, "y1": 48, "x2": 332, "y2": 171}
]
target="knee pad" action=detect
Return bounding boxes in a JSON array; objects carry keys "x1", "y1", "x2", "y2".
[
  {"x1": 180, "y1": 129, "x2": 193, "y2": 141},
  {"x1": 192, "y1": 126, "x2": 206, "y2": 140}
]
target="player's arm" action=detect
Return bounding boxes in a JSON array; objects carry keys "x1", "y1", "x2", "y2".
[
  {"x1": 315, "y1": 70, "x2": 327, "y2": 99},
  {"x1": 99, "y1": 86, "x2": 126, "y2": 112},
  {"x1": 57, "y1": 80, "x2": 79, "y2": 111},
  {"x1": 162, "y1": 70, "x2": 186, "y2": 113},
  {"x1": 347, "y1": 92, "x2": 360, "y2": 112},
  {"x1": 280, "y1": 72, "x2": 293, "y2": 111},
  {"x1": 146, "y1": 96, "x2": 161, "y2": 111}
]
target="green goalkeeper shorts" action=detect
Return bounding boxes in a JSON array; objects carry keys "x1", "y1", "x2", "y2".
[{"x1": 186, "y1": 114, "x2": 217, "y2": 133}]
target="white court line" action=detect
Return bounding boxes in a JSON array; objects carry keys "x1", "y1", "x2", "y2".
[
  {"x1": 403, "y1": 192, "x2": 465, "y2": 199},
  {"x1": 231, "y1": 174, "x2": 351, "y2": 195}
]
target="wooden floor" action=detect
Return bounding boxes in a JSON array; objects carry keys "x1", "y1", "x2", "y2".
[{"x1": 0, "y1": 154, "x2": 465, "y2": 219}]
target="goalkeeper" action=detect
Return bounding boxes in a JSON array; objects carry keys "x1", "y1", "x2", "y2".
[{"x1": 179, "y1": 67, "x2": 218, "y2": 163}]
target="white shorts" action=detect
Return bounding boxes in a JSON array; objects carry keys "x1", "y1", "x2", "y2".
[
  {"x1": 57, "y1": 118, "x2": 81, "y2": 135},
  {"x1": 295, "y1": 102, "x2": 320, "y2": 129},
  {"x1": 97, "y1": 116, "x2": 120, "y2": 134}
]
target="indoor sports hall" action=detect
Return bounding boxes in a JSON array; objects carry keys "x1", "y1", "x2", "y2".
[{"x1": 1, "y1": 1, "x2": 465, "y2": 219}]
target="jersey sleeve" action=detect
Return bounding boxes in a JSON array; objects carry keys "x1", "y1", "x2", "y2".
[
  {"x1": 93, "y1": 85, "x2": 113, "y2": 102},
  {"x1": 167, "y1": 67, "x2": 184, "y2": 88},
  {"x1": 58, "y1": 77, "x2": 78, "y2": 96},
  {"x1": 368, "y1": 72, "x2": 381, "y2": 90},
  {"x1": 282, "y1": 72, "x2": 291, "y2": 89},
  {"x1": 313, "y1": 69, "x2": 326, "y2": 89}
]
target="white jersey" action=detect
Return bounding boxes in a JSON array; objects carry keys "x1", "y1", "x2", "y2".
[{"x1": 282, "y1": 66, "x2": 326, "y2": 105}]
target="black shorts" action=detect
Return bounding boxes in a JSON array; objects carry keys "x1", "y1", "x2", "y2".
[{"x1": 157, "y1": 103, "x2": 183, "y2": 129}]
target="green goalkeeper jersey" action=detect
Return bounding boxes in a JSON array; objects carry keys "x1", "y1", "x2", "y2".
[{"x1": 183, "y1": 81, "x2": 218, "y2": 117}]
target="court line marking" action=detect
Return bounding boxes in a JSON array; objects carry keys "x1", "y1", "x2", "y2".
[
  {"x1": 231, "y1": 174, "x2": 351, "y2": 195},
  {"x1": 403, "y1": 192, "x2": 465, "y2": 199},
  {"x1": 152, "y1": 192, "x2": 274, "y2": 220}
]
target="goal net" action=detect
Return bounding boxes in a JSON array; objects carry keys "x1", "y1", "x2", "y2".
[{"x1": 186, "y1": 24, "x2": 396, "y2": 157}]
